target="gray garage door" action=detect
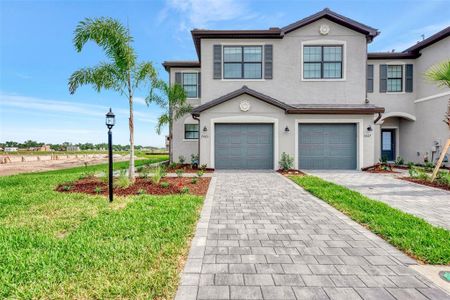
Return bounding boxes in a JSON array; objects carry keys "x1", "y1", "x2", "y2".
[
  {"x1": 298, "y1": 124, "x2": 357, "y2": 170},
  {"x1": 215, "y1": 124, "x2": 273, "y2": 169}
]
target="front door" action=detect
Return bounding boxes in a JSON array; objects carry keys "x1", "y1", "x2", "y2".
[{"x1": 381, "y1": 129, "x2": 396, "y2": 161}]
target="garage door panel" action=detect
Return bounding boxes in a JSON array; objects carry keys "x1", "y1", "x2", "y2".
[
  {"x1": 299, "y1": 124, "x2": 356, "y2": 170},
  {"x1": 215, "y1": 123, "x2": 273, "y2": 170}
]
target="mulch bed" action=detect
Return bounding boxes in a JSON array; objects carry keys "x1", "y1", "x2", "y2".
[
  {"x1": 362, "y1": 163, "x2": 398, "y2": 174},
  {"x1": 277, "y1": 169, "x2": 305, "y2": 176},
  {"x1": 56, "y1": 176, "x2": 211, "y2": 196},
  {"x1": 400, "y1": 177, "x2": 450, "y2": 191},
  {"x1": 164, "y1": 164, "x2": 214, "y2": 173}
]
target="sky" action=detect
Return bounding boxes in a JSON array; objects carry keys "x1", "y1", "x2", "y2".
[{"x1": 1, "y1": 0, "x2": 449, "y2": 147}]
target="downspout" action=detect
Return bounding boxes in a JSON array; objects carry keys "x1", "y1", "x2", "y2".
[
  {"x1": 192, "y1": 114, "x2": 201, "y2": 165},
  {"x1": 374, "y1": 112, "x2": 382, "y2": 124}
]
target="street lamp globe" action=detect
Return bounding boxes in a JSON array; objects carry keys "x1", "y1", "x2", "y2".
[{"x1": 105, "y1": 108, "x2": 115, "y2": 129}]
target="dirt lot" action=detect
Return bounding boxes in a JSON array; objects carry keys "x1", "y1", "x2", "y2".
[{"x1": 0, "y1": 155, "x2": 129, "y2": 176}]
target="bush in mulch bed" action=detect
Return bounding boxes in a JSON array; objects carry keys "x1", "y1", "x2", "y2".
[
  {"x1": 361, "y1": 163, "x2": 398, "y2": 173},
  {"x1": 56, "y1": 176, "x2": 211, "y2": 196},
  {"x1": 277, "y1": 169, "x2": 304, "y2": 175},
  {"x1": 164, "y1": 163, "x2": 214, "y2": 173},
  {"x1": 401, "y1": 177, "x2": 450, "y2": 191}
]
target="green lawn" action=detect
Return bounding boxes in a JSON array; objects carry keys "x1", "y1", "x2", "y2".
[
  {"x1": 0, "y1": 155, "x2": 205, "y2": 299},
  {"x1": 289, "y1": 175, "x2": 450, "y2": 265}
]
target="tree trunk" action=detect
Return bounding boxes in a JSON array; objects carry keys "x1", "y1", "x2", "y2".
[
  {"x1": 169, "y1": 104, "x2": 173, "y2": 163},
  {"x1": 129, "y1": 94, "x2": 135, "y2": 182}
]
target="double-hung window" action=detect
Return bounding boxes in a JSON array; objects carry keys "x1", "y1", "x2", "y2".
[
  {"x1": 387, "y1": 65, "x2": 403, "y2": 92},
  {"x1": 303, "y1": 45, "x2": 343, "y2": 79},
  {"x1": 223, "y1": 46, "x2": 262, "y2": 79},
  {"x1": 182, "y1": 73, "x2": 199, "y2": 98},
  {"x1": 184, "y1": 124, "x2": 199, "y2": 140}
]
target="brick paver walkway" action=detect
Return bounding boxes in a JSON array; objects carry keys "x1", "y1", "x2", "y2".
[
  {"x1": 307, "y1": 171, "x2": 450, "y2": 230},
  {"x1": 175, "y1": 172, "x2": 449, "y2": 300}
]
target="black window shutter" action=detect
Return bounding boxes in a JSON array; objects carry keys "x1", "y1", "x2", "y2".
[
  {"x1": 379, "y1": 64, "x2": 387, "y2": 93},
  {"x1": 264, "y1": 44, "x2": 273, "y2": 79},
  {"x1": 405, "y1": 64, "x2": 413, "y2": 93},
  {"x1": 175, "y1": 72, "x2": 182, "y2": 85},
  {"x1": 213, "y1": 45, "x2": 222, "y2": 79},
  {"x1": 367, "y1": 64, "x2": 374, "y2": 93},
  {"x1": 197, "y1": 72, "x2": 201, "y2": 98}
]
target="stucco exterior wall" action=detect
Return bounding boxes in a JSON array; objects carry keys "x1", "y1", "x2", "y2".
[
  {"x1": 196, "y1": 94, "x2": 375, "y2": 170},
  {"x1": 199, "y1": 19, "x2": 367, "y2": 105}
]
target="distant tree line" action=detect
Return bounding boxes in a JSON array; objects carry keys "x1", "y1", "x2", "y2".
[{"x1": 0, "y1": 140, "x2": 161, "y2": 151}]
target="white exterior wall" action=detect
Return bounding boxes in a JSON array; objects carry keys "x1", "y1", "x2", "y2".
[{"x1": 197, "y1": 95, "x2": 376, "y2": 170}]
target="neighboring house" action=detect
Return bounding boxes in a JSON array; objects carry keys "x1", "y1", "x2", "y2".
[
  {"x1": 66, "y1": 146, "x2": 80, "y2": 152},
  {"x1": 163, "y1": 8, "x2": 450, "y2": 170},
  {"x1": 4, "y1": 147, "x2": 18, "y2": 152}
]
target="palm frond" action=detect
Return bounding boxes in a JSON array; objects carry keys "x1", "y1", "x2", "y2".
[
  {"x1": 73, "y1": 17, "x2": 136, "y2": 71},
  {"x1": 133, "y1": 61, "x2": 158, "y2": 88},
  {"x1": 425, "y1": 60, "x2": 450, "y2": 88},
  {"x1": 68, "y1": 63, "x2": 125, "y2": 94},
  {"x1": 174, "y1": 103, "x2": 193, "y2": 120},
  {"x1": 155, "y1": 113, "x2": 170, "y2": 134}
]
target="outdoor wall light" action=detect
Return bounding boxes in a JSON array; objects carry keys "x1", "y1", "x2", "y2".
[
  {"x1": 367, "y1": 125, "x2": 373, "y2": 132},
  {"x1": 285, "y1": 126, "x2": 290, "y2": 133},
  {"x1": 203, "y1": 126, "x2": 207, "y2": 132}
]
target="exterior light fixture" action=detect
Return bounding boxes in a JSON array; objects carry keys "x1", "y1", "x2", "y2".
[
  {"x1": 285, "y1": 126, "x2": 290, "y2": 133},
  {"x1": 367, "y1": 125, "x2": 373, "y2": 132},
  {"x1": 105, "y1": 108, "x2": 115, "y2": 202},
  {"x1": 203, "y1": 126, "x2": 207, "y2": 132}
]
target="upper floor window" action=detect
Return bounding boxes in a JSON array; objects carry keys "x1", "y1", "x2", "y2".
[
  {"x1": 182, "y1": 73, "x2": 199, "y2": 98},
  {"x1": 223, "y1": 46, "x2": 262, "y2": 79},
  {"x1": 387, "y1": 65, "x2": 403, "y2": 92},
  {"x1": 303, "y1": 45, "x2": 343, "y2": 79}
]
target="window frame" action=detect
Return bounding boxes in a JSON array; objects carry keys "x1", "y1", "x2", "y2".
[
  {"x1": 302, "y1": 45, "x2": 344, "y2": 80},
  {"x1": 386, "y1": 65, "x2": 403, "y2": 93},
  {"x1": 182, "y1": 72, "x2": 199, "y2": 99},
  {"x1": 223, "y1": 46, "x2": 263, "y2": 80},
  {"x1": 184, "y1": 123, "x2": 199, "y2": 140}
]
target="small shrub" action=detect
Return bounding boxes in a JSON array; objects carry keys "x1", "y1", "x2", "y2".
[
  {"x1": 196, "y1": 170, "x2": 204, "y2": 178},
  {"x1": 408, "y1": 166, "x2": 419, "y2": 178},
  {"x1": 137, "y1": 189, "x2": 146, "y2": 195},
  {"x1": 191, "y1": 177, "x2": 198, "y2": 184},
  {"x1": 191, "y1": 154, "x2": 199, "y2": 166},
  {"x1": 160, "y1": 182, "x2": 170, "y2": 188},
  {"x1": 424, "y1": 162, "x2": 434, "y2": 172},
  {"x1": 436, "y1": 171, "x2": 450, "y2": 187},
  {"x1": 169, "y1": 162, "x2": 178, "y2": 169},
  {"x1": 114, "y1": 170, "x2": 130, "y2": 188},
  {"x1": 395, "y1": 156, "x2": 404, "y2": 166},
  {"x1": 379, "y1": 156, "x2": 388, "y2": 164},
  {"x1": 180, "y1": 187, "x2": 189, "y2": 194},
  {"x1": 151, "y1": 166, "x2": 165, "y2": 184},
  {"x1": 136, "y1": 165, "x2": 145, "y2": 173},
  {"x1": 407, "y1": 161, "x2": 415, "y2": 168},
  {"x1": 176, "y1": 169, "x2": 184, "y2": 178},
  {"x1": 279, "y1": 152, "x2": 294, "y2": 171},
  {"x1": 94, "y1": 186, "x2": 102, "y2": 194},
  {"x1": 62, "y1": 185, "x2": 72, "y2": 191},
  {"x1": 409, "y1": 166, "x2": 429, "y2": 180},
  {"x1": 178, "y1": 155, "x2": 186, "y2": 164},
  {"x1": 200, "y1": 164, "x2": 207, "y2": 171}
]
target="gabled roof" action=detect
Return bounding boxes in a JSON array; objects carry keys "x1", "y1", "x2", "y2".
[
  {"x1": 403, "y1": 26, "x2": 450, "y2": 53},
  {"x1": 191, "y1": 86, "x2": 385, "y2": 115},
  {"x1": 282, "y1": 8, "x2": 379, "y2": 40},
  {"x1": 191, "y1": 86, "x2": 291, "y2": 115},
  {"x1": 191, "y1": 8, "x2": 378, "y2": 59},
  {"x1": 368, "y1": 26, "x2": 449, "y2": 60},
  {"x1": 162, "y1": 61, "x2": 200, "y2": 72}
]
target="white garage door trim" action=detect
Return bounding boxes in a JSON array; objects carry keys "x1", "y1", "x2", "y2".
[
  {"x1": 210, "y1": 116, "x2": 279, "y2": 170},
  {"x1": 294, "y1": 119, "x2": 363, "y2": 170}
]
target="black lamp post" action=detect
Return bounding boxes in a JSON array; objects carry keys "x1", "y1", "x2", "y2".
[{"x1": 105, "y1": 108, "x2": 115, "y2": 202}]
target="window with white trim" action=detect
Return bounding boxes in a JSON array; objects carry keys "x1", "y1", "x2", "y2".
[
  {"x1": 303, "y1": 45, "x2": 343, "y2": 79},
  {"x1": 184, "y1": 124, "x2": 199, "y2": 139},
  {"x1": 182, "y1": 73, "x2": 198, "y2": 98},
  {"x1": 223, "y1": 46, "x2": 262, "y2": 79},
  {"x1": 387, "y1": 65, "x2": 403, "y2": 92}
]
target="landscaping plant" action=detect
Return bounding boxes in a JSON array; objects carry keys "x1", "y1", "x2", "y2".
[
  {"x1": 94, "y1": 186, "x2": 103, "y2": 194},
  {"x1": 395, "y1": 156, "x2": 404, "y2": 166},
  {"x1": 279, "y1": 152, "x2": 294, "y2": 171},
  {"x1": 191, "y1": 154, "x2": 199, "y2": 167},
  {"x1": 68, "y1": 17, "x2": 159, "y2": 183},
  {"x1": 160, "y1": 182, "x2": 170, "y2": 188},
  {"x1": 151, "y1": 166, "x2": 165, "y2": 184},
  {"x1": 115, "y1": 170, "x2": 131, "y2": 188},
  {"x1": 196, "y1": 170, "x2": 204, "y2": 178},
  {"x1": 191, "y1": 177, "x2": 198, "y2": 184},
  {"x1": 180, "y1": 187, "x2": 189, "y2": 194},
  {"x1": 178, "y1": 155, "x2": 186, "y2": 164},
  {"x1": 175, "y1": 169, "x2": 184, "y2": 178}
]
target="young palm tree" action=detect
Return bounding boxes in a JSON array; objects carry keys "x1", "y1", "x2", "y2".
[
  {"x1": 425, "y1": 60, "x2": 450, "y2": 181},
  {"x1": 147, "y1": 80, "x2": 192, "y2": 163},
  {"x1": 68, "y1": 17, "x2": 158, "y2": 182}
]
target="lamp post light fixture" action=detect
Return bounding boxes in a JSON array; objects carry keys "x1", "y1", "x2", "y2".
[{"x1": 105, "y1": 108, "x2": 115, "y2": 202}]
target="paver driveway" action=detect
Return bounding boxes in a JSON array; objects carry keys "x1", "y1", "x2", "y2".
[
  {"x1": 176, "y1": 172, "x2": 449, "y2": 300},
  {"x1": 307, "y1": 171, "x2": 450, "y2": 230}
]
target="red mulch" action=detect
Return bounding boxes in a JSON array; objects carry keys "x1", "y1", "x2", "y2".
[
  {"x1": 165, "y1": 164, "x2": 214, "y2": 173},
  {"x1": 400, "y1": 177, "x2": 450, "y2": 191},
  {"x1": 277, "y1": 169, "x2": 305, "y2": 175},
  {"x1": 56, "y1": 176, "x2": 211, "y2": 196}
]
